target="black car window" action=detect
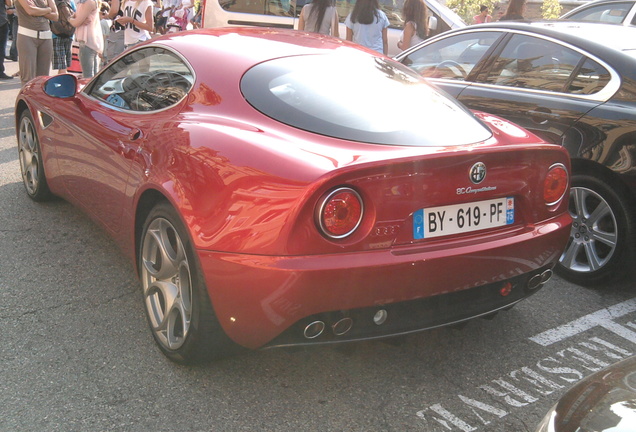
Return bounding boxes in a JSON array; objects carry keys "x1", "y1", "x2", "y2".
[
  {"x1": 483, "y1": 34, "x2": 583, "y2": 93},
  {"x1": 87, "y1": 47, "x2": 194, "y2": 112},
  {"x1": 401, "y1": 31, "x2": 500, "y2": 80},
  {"x1": 565, "y1": 1, "x2": 632, "y2": 24},
  {"x1": 241, "y1": 54, "x2": 492, "y2": 146},
  {"x1": 567, "y1": 58, "x2": 611, "y2": 95}
]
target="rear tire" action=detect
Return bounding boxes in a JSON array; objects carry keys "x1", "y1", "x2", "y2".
[
  {"x1": 139, "y1": 202, "x2": 240, "y2": 363},
  {"x1": 556, "y1": 174, "x2": 635, "y2": 286},
  {"x1": 18, "y1": 110, "x2": 53, "y2": 202}
]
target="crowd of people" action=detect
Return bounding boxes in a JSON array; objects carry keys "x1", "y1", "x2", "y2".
[
  {"x1": 301, "y1": 0, "x2": 527, "y2": 56},
  {"x1": 473, "y1": 0, "x2": 527, "y2": 23},
  {"x1": 3, "y1": 0, "x2": 201, "y2": 85},
  {"x1": 2, "y1": 0, "x2": 527, "y2": 86}
]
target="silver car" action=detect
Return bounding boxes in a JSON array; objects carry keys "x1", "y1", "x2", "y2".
[{"x1": 561, "y1": 0, "x2": 636, "y2": 26}]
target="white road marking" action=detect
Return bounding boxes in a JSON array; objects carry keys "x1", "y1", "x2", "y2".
[{"x1": 530, "y1": 297, "x2": 636, "y2": 346}]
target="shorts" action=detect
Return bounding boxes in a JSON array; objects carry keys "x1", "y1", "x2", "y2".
[{"x1": 52, "y1": 36, "x2": 72, "y2": 70}]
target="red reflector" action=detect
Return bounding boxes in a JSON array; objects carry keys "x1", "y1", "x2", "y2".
[
  {"x1": 500, "y1": 282, "x2": 512, "y2": 296},
  {"x1": 318, "y1": 188, "x2": 363, "y2": 239},
  {"x1": 544, "y1": 164, "x2": 568, "y2": 205}
]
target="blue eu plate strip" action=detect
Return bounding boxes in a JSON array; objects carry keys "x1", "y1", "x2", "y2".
[{"x1": 413, "y1": 208, "x2": 424, "y2": 239}]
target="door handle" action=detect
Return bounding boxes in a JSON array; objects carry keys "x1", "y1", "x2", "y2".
[
  {"x1": 527, "y1": 109, "x2": 559, "y2": 125},
  {"x1": 129, "y1": 128, "x2": 142, "y2": 141}
]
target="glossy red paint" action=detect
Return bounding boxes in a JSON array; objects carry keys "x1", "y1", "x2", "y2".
[{"x1": 16, "y1": 28, "x2": 572, "y2": 354}]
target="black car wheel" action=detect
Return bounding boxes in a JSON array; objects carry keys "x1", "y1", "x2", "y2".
[
  {"x1": 557, "y1": 174, "x2": 634, "y2": 285},
  {"x1": 18, "y1": 110, "x2": 52, "y2": 201},
  {"x1": 139, "y1": 202, "x2": 238, "y2": 363}
]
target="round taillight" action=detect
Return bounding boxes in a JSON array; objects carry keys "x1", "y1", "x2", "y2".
[
  {"x1": 317, "y1": 187, "x2": 363, "y2": 239},
  {"x1": 544, "y1": 163, "x2": 568, "y2": 205}
]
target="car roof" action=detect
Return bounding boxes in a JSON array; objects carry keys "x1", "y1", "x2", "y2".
[{"x1": 149, "y1": 27, "x2": 368, "y2": 71}]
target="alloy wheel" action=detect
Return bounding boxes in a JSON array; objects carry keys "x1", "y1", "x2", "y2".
[
  {"x1": 18, "y1": 115, "x2": 40, "y2": 196},
  {"x1": 141, "y1": 217, "x2": 193, "y2": 351},
  {"x1": 559, "y1": 186, "x2": 618, "y2": 274}
]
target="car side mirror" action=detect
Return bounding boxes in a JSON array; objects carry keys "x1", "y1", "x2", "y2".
[
  {"x1": 44, "y1": 74, "x2": 78, "y2": 98},
  {"x1": 428, "y1": 16, "x2": 438, "y2": 31}
]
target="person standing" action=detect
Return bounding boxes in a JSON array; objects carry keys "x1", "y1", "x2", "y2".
[
  {"x1": 499, "y1": 0, "x2": 525, "y2": 21},
  {"x1": 189, "y1": 0, "x2": 200, "y2": 29},
  {"x1": 116, "y1": 0, "x2": 153, "y2": 49},
  {"x1": 69, "y1": 0, "x2": 103, "y2": 77},
  {"x1": 6, "y1": 2, "x2": 18, "y2": 62},
  {"x1": 105, "y1": 0, "x2": 124, "y2": 63},
  {"x1": 99, "y1": 1, "x2": 110, "y2": 66},
  {"x1": 397, "y1": 0, "x2": 428, "y2": 51},
  {"x1": 473, "y1": 5, "x2": 492, "y2": 23},
  {"x1": 298, "y1": 0, "x2": 339, "y2": 37},
  {"x1": 156, "y1": 0, "x2": 176, "y2": 34},
  {"x1": 51, "y1": 0, "x2": 75, "y2": 74},
  {"x1": 345, "y1": 0, "x2": 389, "y2": 55},
  {"x1": 0, "y1": 0, "x2": 13, "y2": 79},
  {"x1": 15, "y1": 0, "x2": 59, "y2": 85}
]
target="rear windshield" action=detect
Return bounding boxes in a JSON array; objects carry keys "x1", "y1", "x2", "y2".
[{"x1": 240, "y1": 53, "x2": 492, "y2": 146}]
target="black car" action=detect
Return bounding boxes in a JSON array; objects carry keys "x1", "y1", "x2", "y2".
[
  {"x1": 536, "y1": 355, "x2": 636, "y2": 431},
  {"x1": 396, "y1": 21, "x2": 636, "y2": 286}
]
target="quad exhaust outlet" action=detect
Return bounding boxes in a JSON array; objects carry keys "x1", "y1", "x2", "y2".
[{"x1": 528, "y1": 269, "x2": 553, "y2": 290}]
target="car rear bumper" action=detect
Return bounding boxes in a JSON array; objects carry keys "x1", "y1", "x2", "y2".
[{"x1": 198, "y1": 213, "x2": 571, "y2": 349}]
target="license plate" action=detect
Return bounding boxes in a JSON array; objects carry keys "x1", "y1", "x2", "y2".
[{"x1": 413, "y1": 197, "x2": 514, "y2": 239}]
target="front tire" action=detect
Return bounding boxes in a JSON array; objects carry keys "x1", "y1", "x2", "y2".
[
  {"x1": 139, "y1": 202, "x2": 239, "y2": 363},
  {"x1": 556, "y1": 174, "x2": 635, "y2": 286},
  {"x1": 18, "y1": 110, "x2": 52, "y2": 201}
]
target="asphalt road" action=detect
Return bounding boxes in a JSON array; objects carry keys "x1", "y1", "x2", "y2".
[{"x1": 2, "y1": 60, "x2": 636, "y2": 432}]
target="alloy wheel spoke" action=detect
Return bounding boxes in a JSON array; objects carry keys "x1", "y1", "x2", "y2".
[
  {"x1": 166, "y1": 298, "x2": 191, "y2": 348},
  {"x1": 586, "y1": 200, "x2": 611, "y2": 228},
  {"x1": 582, "y1": 241, "x2": 603, "y2": 271},
  {"x1": 27, "y1": 162, "x2": 39, "y2": 189},
  {"x1": 589, "y1": 228, "x2": 617, "y2": 248},
  {"x1": 572, "y1": 188, "x2": 589, "y2": 221},
  {"x1": 560, "y1": 240, "x2": 582, "y2": 269},
  {"x1": 143, "y1": 220, "x2": 186, "y2": 280},
  {"x1": 147, "y1": 280, "x2": 179, "y2": 332}
]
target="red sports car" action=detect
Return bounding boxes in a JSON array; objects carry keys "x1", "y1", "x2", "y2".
[{"x1": 16, "y1": 28, "x2": 571, "y2": 364}]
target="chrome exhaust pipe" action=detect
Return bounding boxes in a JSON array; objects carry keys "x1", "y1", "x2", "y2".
[
  {"x1": 540, "y1": 269, "x2": 553, "y2": 284},
  {"x1": 528, "y1": 269, "x2": 554, "y2": 290},
  {"x1": 527, "y1": 274, "x2": 543, "y2": 290},
  {"x1": 332, "y1": 317, "x2": 353, "y2": 336},
  {"x1": 304, "y1": 321, "x2": 325, "y2": 339}
]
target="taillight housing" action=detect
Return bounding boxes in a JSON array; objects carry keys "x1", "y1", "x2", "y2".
[
  {"x1": 316, "y1": 187, "x2": 363, "y2": 239},
  {"x1": 544, "y1": 163, "x2": 569, "y2": 206}
]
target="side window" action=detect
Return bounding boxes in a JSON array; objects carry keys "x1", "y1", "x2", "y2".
[
  {"x1": 483, "y1": 34, "x2": 583, "y2": 93},
  {"x1": 219, "y1": 0, "x2": 295, "y2": 17},
  {"x1": 401, "y1": 32, "x2": 500, "y2": 80},
  {"x1": 567, "y1": 58, "x2": 611, "y2": 95},
  {"x1": 566, "y1": 2, "x2": 632, "y2": 23},
  {"x1": 87, "y1": 47, "x2": 194, "y2": 111}
]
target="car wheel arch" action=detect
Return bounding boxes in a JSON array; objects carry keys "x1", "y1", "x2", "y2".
[
  {"x1": 571, "y1": 158, "x2": 636, "y2": 203},
  {"x1": 15, "y1": 100, "x2": 30, "y2": 131},
  {"x1": 135, "y1": 197, "x2": 243, "y2": 363}
]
